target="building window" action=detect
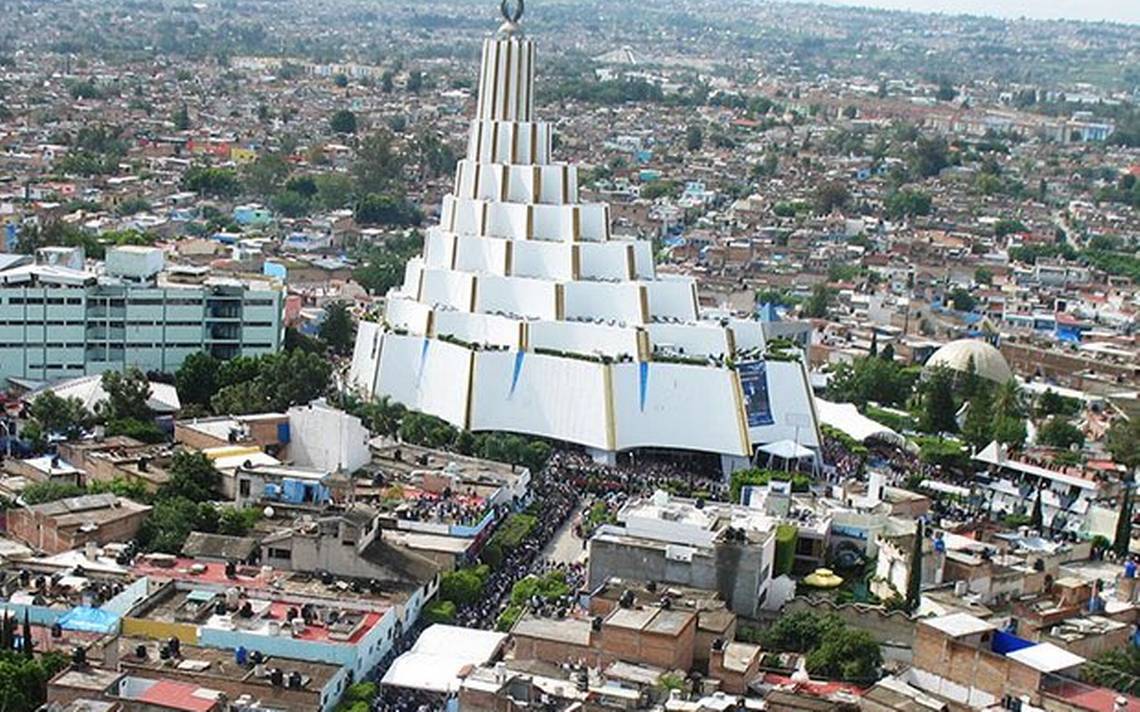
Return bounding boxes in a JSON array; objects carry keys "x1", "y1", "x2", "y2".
[
  {"x1": 239, "y1": 479, "x2": 251, "y2": 497},
  {"x1": 269, "y1": 547, "x2": 291, "y2": 560}
]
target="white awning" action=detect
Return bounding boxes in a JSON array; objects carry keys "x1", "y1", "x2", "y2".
[
  {"x1": 381, "y1": 624, "x2": 507, "y2": 694},
  {"x1": 757, "y1": 439, "x2": 815, "y2": 460},
  {"x1": 815, "y1": 398, "x2": 905, "y2": 448}
]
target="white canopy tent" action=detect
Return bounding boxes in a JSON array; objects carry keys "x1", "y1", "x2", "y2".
[
  {"x1": 814, "y1": 398, "x2": 907, "y2": 449},
  {"x1": 381, "y1": 624, "x2": 508, "y2": 694},
  {"x1": 25, "y1": 374, "x2": 181, "y2": 414}
]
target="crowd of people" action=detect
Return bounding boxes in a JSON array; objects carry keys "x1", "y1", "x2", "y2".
[
  {"x1": 552, "y1": 449, "x2": 729, "y2": 501},
  {"x1": 395, "y1": 489, "x2": 489, "y2": 527},
  {"x1": 453, "y1": 465, "x2": 581, "y2": 628},
  {"x1": 366, "y1": 454, "x2": 587, "y2": 711}
]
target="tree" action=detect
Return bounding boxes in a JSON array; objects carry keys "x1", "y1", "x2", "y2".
[
  {"x1": 354, "y1": 193, "x2": 422, "y2": 226},
  {"x1": 909, "y1": 135, "x2": 949, "y2": 178},
  {"x1": 1107, "y1": 418, "x2": 1140, "y2": 473},
  {"x1": 994, "y1": 218, "x2": 1028, "y2": 238},
  {"x1": 826, "y1": 357, "x2": 916, "y2": 409},
  {"x1": 26, "y1": 392, "x2": 92, "y2": 440},
  {"x1": 993, "y1": 416, "x2": 1027, "y2": 449},
  {"x1": 1030, "y1": 488, "x2": 1044, "y2": 531},
  {"x1": 884, "y1": 188, "x2": 932, "y2": 220},
  {"x1": 161, "y1": 451, "x2": 221, "y2": 503},
  {"x1": 761, "y1": 610, "x2": 843, "y2": 653},
  {"x1": 439, "y1": 566, "x2": 489, "y2": 606},
  {"x1": 269, "y1": 189, "x2": 311, "y2": 218},
  {"x1": 175, "y1": 352, "x2": 220, "y2": 408},
  {"x1": 319, "y1": 302, "x2": 357, "y2": 356},
  {"x1": 352, "y1": 131, "x2": 404, "y2": 194},
  {"x1": 1037, "y1": 417, "x2": 1085, "y2": 449},
  {"x1": 0, "y1": 649, "x2": 68, "y2": 711},
  {"x1": 814, "y1": 181, "x2": 850, "y2": 214},
  {"x1": 806, "y1": 626, "x2": 882, "y2": 682},
  {"x1": 906, "y1": 519, "x2": 923, "y2": 612},
  {"x1": 242, "y1": 152, "x2": 290, "y2": 200},
  {"x1": 210, "y1": 350, "x2": 332, "y2": 415},
  {"x1": 217, "y1": 506, "x2": 260, "y2": 536},
  {"x1": 333, "y1": 73, "x2": 349, "y2": 88},
  {"x1": 948, "y1": 287, "x2": 976, "y2": 312},
  {"x1": 314, "y1": 173, "x2": 355, "y2": 210},
  {"x1": 880, "y1": 343, "x2": 895, "y2": 361},
  {"x1": 961, "y1": 387, "x2": 994, "y2": 449},
  {"x1": 685, "y1": 124, "x2": 703, "y2": 152},
  {"x1": 802, "y1": 283, "x2": 835, "y2": 319},
  {"x1": 137, "y1": 497, "x2": 219, "y2": 553},
  {"x1": 1115, "y1": 480, "x2": 1133, "y2": 558},
  {"x1": 1036, "y1": 389, "x2": 1080, "y2": 418},
  {"x1": 21, "y1": 611, "x2": 31, "y2": 659},
  {"x1": 172, "y1": 103, "x2": 190, "y2": 131},
  {"x1": 100, "y1": 368, "x2": 154, "y2": 423},
  {"x1": 21, "y1": 482, "x2": 86, "y2": 505},
  {"x1": 406, "y1": 70, "x2": 424, "y2": 93},
  {"x1": 330, "y1": 109, "x2": 357, "y2": 135},
  {"x1": 920, "y1": 367, "x2": 957, "y2": 434},
  {"x1": 974, "y1": 267, "x2": 993, "y2": 286},
  {"x1": 183, "y1": 166, "x2": 241, "y2": 198},
  {"x1": 411, "y1": 131, "x2": 457, "y2": 179}
]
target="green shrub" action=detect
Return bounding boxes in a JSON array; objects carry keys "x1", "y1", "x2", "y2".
[
  {"x1": 424, "y1": 600, "x2": 456, "y2": 624},
  {"x1": 774, "y1": 524, "x2": 798, "y2": 576}
]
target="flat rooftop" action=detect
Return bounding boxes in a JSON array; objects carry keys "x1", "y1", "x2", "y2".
[
  {"x1": 114, "y1": 636, "x2": 340, "y2": 691},
  {"x1": 52, "y1": 666, "x2": 124, "y2": 692},
  {"x1": 607, "y1": 606, "x2": 695, "y2": 636},
  {"x1": 511, "y1": 614, "x2": 593, "y2": 647}
]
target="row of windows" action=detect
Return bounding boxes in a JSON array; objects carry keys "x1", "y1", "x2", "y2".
[
  {"x1": 1, "y1": 341, "x2": 274, "y2": 350},
  {"x1": 28, "y1": 364, "x2": 86, "y2": 371},
  {"x1": 4, "y1": 297, "x2": 84, "y2": 305},
  {"x1": 0, "y1": 320, "x2": 272, "y2": 328},
  {"x1": 0, "y1": 320, "x2": 86, "y2": 326}
]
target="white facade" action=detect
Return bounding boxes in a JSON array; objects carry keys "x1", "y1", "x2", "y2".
[
  {"x1": 286, "y1": 402, "x2": 372, "y2": 474},
  {"x1": 348, "y1": 19, "x2": 820, "y2": 466}
]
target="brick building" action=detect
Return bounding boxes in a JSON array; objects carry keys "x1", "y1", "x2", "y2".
[
  {"x1": 7, "y1": 493, "x2": 151, "y2": 554},
  {"x1": 510, "y1": 602, "x2": 699, "y2": 673}
]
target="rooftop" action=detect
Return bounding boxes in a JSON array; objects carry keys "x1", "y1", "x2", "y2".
[{"x1": 920, "y1": 612, "x2": 997, "y2": 638}]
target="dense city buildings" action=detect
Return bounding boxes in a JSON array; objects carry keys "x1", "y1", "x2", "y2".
[{"x1": 0, "y1": 0, "x2": 1136, "y2": 711}]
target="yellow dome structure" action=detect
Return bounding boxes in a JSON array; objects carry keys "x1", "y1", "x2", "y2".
[
  {"x1": 802, "y1": 568, "x2": 844, "y2": 589},
  {"x1": 924, "y1": 339, "x2": 1013, "y2": 383}
]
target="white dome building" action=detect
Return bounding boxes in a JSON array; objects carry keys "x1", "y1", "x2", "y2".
[
  {"x1": 924, "y1": 339, "x2": 1014, "y2": 383},
  {"x1": 348, "y1": 6, "x2": 820, "y2": 473}
]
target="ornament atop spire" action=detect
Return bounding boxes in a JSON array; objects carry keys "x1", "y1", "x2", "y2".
[{"x1": 498, "y1": 0, "x2": 524, "y2": 37}]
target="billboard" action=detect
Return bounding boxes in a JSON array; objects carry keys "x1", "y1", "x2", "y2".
[{"x1": 738, "y1": 361, "x2": 775, "y2": 427}]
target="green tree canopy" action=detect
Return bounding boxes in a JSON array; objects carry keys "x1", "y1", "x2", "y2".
[
  {"x1": 319, "y1": 301, "x2": 357, "y2": 356},
  {"x1": 175, "y1": 352, "x2": 220, "y2": 408},
  {"x1": 100, "y1": 368, "x2": 155, "y2": 423},
  {"x1": 1037, "y1": 417, "x2": 1085, "y2": 450},
  {"x1": 330, "y1": 109, "x2": 358, "y2": 135},
  {"x1": 26, "y1": 392, "x2": 92, "y2": 440},
  {"x1": 137, "y1": 497, "x2": 219, "y2": 553},
  {"x1": 161, "y1": 451, "x2": 222, "y2": 503},
  {"x1": 919, "y1": 367, "x2": 958, "y2": 434},
  {"x1": 826, "y1": 357, "x2": 916, "y2": 409}
]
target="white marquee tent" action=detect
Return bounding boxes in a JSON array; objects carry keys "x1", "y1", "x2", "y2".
[{"x1": 814, "y1": 398, "x2": 906, "y2": 448}]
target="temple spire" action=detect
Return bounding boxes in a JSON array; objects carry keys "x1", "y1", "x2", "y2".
[{"x1": 475, "y1": 0, "x2": 535, "y2": 123}]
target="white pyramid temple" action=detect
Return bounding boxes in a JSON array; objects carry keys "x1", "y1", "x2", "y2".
[{"x1": 349, "y1": 2, "x2": 821, "y2": 473}]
